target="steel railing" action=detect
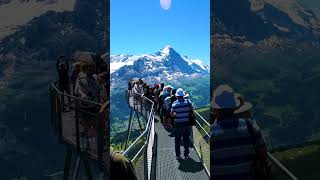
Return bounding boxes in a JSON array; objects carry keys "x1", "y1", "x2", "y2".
[
  {"x1": 193, "y1": 110, "x2": 211, "y2": 176},
  {"x1": 50, "y1": 81, "x2": 109, "y2": 164},
  {"x1": 124, "y1": 88, "x2": 211, "y2": 179},
  {"x1": 268, "y1": 152, "x2": 299, "y2": 180},
  {"x1": 122, "y1": 90, "x2": 156, "y2": 180},
  {"x1": 192, "y1": 108, "x2": 299, "y2": 180},
  {"x1": 122, "y1": 86, "x2": 299, "y2": 180}
]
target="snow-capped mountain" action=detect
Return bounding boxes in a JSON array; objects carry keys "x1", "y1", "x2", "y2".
[{"x1": 110, "y1": 46, "x2": 209, "y2": 83}]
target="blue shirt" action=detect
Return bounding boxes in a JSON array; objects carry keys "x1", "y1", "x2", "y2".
[
  {"x1": 171, "y1": 99, "x2": 192, "y2": 123},
  {"x1": 210, "y1": 118, "x2": 266, "y2": 180}
]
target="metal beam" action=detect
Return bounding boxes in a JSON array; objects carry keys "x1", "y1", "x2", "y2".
[{"x1": 63, "y1": 149, "x2": 72, "y2": 180}]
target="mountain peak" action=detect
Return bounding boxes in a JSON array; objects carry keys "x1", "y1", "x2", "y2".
[
  {"x1": 160, "y1": 45, "x2": 175, "y2": 55},
  {"x1": 111, "y1": 47, "x2": 209, "y2": 82}
]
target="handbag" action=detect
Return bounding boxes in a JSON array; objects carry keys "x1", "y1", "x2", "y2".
[
  {"x1": 245, "y1": 119, "x2": 271, "y2": 180},
  {"x1": 187, "y1": 100, "x2": 196, "y2": 126}
]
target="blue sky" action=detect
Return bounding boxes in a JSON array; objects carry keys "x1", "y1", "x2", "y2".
[{"x1": 110, "y1": 0, "x2": 210, "y2": 63}]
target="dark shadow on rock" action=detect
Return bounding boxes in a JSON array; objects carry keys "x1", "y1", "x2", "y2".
[{"x1": 178, "y1": 157, "x2": 204, "y2": 173}]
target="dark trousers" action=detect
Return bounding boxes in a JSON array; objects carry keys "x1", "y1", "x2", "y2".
[{"x1": 175, "y1": 122, "x2": 192, "y2": 157}]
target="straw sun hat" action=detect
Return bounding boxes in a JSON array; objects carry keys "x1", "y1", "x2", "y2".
[{"x1": 234, "y1": 93, "x2": 252, "y2": 114}]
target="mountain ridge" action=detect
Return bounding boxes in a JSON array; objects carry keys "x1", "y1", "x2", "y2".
[{"x1": 111, "y1": 46, "x2": 209, "y2": 84}]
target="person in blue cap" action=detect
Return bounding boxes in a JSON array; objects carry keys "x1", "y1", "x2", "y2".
[{"x1": 171, "y1": 88, "x2": 193, "y2": 160}]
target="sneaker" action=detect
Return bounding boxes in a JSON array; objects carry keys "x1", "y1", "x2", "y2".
[
  {"x1": 184, "y1": 153, "x2": 190, "y2": 159},
  {"x1": 176, "y1": 156, "x2": 181, "y2": 160}
]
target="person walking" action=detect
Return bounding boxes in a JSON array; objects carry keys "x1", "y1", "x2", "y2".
[
  {"x1": 210, "y1": 85, "x2": 268, "y2": 180},
  {"x1": 74, "y1": 56, "x2": 101, "y2": 151},
  {"x1": 71, "y1": 62, "x2": 82, "y2": 95},
  {"x1": 171, "y1": 88, "x2": 193, "y2": 160}
]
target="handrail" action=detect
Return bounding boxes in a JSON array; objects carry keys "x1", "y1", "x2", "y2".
[
  {"x1": 51, "y1": 81, "x2": 103, "y2": 106},
  {"x1": 124, "y1": 87, "x2": 299, "y2": 180},
  {"x1": 122, "y1": 128, "x2": 148, "y2": 156},
  {"x1": 192, "y1": 109, "x2": 210, "y2": 176},
  {"x1": 122, "y1": 89, "x2": 156, "y2": 180},
  {"x1": 50, "y1": 81, "x2": 109, "y2": 164},
  {"x1": 125, "y1": 88, "x2": 211, "y2": 177},
  {"x1": 122, "y1": 90, "x2": 154, "y2": 156},
  {"x1": 193, "y1": 110, "x2": 210, "y2": 127},
  {"x1": 193, "y1": 110, "x2": 210, "y2": 137},
  {"x1": 268, "y1": 153, "x2": 299, "y2": 180}
]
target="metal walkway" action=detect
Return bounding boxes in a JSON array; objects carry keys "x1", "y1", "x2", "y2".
[
  {"x1": 122, "y1": 90, "x2": 210, "y2": 180},
  {"x1": 154, "y1": 116, "x2": 209, "y2": 180},
  {"x1": 122, "y1": 87, "x2": 300, "y2": 180}
]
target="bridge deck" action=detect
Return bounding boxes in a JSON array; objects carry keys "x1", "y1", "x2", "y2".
[
  {"x1": 128, "y1": 95, "x2": 209, "y2": 180},
  {"x1": 154, "y1": 116, "x2": 209, "y2": 180}
]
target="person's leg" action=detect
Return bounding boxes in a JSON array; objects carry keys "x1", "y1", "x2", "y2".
[
  {"x1": 165, "y1": 115, "x2": 168, "y2": 127},
  {"x1": 160, "y1": 108, "x2": 164, "y2": 124},
  {"x1": 171, "y1": 117, "x2": 175, "y2": 129},
  {"x1": 175, "y1": 125, "x2": 182, "y2": 158},
  {"x1": 167, "y1": 116, "x2": 172, "y2": 129},
  {"x1": 183, "y1": 125, "x2": 192, "y2": 157},
  {"x1": 163, "y1": 110, "x2": 167, "y2": 126}
]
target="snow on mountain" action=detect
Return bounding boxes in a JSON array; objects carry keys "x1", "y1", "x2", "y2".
[
  {"x1": 183, "y1": 56, "x2": 210, "y2": 72},
  {"x1": 110, "y1": 46, "x2": 209, "y2": 82}
]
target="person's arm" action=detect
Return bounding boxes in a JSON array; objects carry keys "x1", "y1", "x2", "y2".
[
  {"x1": 74, "y1": 79, "x2": 87, "y2": 99},
  {"x1": 170, "y1": 104, "x2": 176, "y2": 117},
  {"x1": 170, "y1": 111, "x2": 176, "y2": 117}
]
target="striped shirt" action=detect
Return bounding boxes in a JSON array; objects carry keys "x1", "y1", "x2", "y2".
[
  {"x1": 210, "y1": 118, "x2": 266, "y2": 180},
  {"x1": 171, "y1": 99, "x2": 192, "y2": 123}
]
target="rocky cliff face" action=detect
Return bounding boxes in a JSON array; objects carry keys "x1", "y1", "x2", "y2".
[{"x1": 0, "y1": 0, "x2": 109, "y2": 179}]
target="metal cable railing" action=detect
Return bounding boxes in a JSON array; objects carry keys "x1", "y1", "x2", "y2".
[
  {"x1": 192, "y1": 107, "x2": 298, "y2": 180},
  {"x1": 268, "y1": 152, "x2": 299, "y2": 180},
  {"x1": 122, "y1": 90, "x2": 156, "y2": 180},
  {"x1": 50, "y1": 81, "x2": 109, "y2": 164},
  {"x1": 193, "y1": 110, "x2": 210, "y2": 176}
]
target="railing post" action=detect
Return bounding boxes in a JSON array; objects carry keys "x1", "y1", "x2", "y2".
[
  {"x1": 124, "y1": 88, "x2": 157, "y2": 180},
  {"x1": 57, "y1": 94, "x2": 63, "y2": 142},
  {"x1": 125, "y1": 108, "x2": 134, "y2": 150},
  {"x1": 97, "y1": 108, "x2": 103, "y2": 165},
  {"x1": 144, "y1": 139, "x2": 148, "y2": 180},
  {"x1": 75, "y1": 98, "x2": 80, "y2": 152}
]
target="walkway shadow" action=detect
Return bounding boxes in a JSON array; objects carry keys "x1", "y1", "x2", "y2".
[{"x1": 178, "y1": 158, "x2": 204, "y2": 173}]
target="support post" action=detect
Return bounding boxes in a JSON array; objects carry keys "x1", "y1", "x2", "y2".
[
  {"x1": 136, "y1": 111, "x2": 144, "y2": 132},
  {"x1": 75, "y1": 99, "x2": 80, "y2": 152},
  {"x1": 72, "y1": 157, "x2": 81, "y2": 180},
  {"x1": 83, "y1": 158, "x2": 93, "y2": 180},
  {"x1": 63, "y1": 149, "x2": 72, "y2": 180},
  {"x1": 125, "y1": 108, "x2": 134, "y2": 149}
]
